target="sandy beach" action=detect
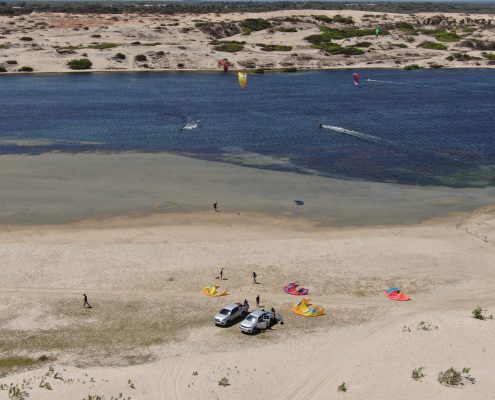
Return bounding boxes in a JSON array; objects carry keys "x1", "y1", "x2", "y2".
[
  {"x1": 1, "y1": 9, "x2": 495, "y2": 73},
  {"x1": 0, "y1": 206, "x2": 494, "y2": 399},
  {"x1": 1, "y1": 5, "x2": 495, "y2": 398}
]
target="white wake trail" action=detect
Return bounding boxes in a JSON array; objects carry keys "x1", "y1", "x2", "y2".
[{"x1": 321, "y1": 125, "x2": 381, "y2": 142}]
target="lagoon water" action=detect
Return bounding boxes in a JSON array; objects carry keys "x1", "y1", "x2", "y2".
[{"x1": 1, "y1": 69, "x2": 495, "y2": 188}]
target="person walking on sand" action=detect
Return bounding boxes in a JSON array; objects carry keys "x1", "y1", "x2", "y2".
[
  {"x1": 256, "y1": 294, "x2": 260, "y2": 307},
  {"x1": 213, "y1": 202, "x2": 218, "y2": 212},
  {"x1": 83, "y1": 293, "x2": 92, "y2": 308},
  {"x1": 252, "y1": 271, "x2": 258, "y2": 284},
  {"x1": 244, "y1": 299, "x2": 249, "y2": 311}
]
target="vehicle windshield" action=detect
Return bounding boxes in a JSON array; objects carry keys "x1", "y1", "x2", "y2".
[
  {"x1": 246, "y1": 315, "x2": 257, "y2": 322},
  {"x1": 219, "y1": 309, "x2": 230, "y2": 315}
]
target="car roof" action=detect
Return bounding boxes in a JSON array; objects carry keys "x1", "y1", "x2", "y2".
[
  {"x1": 221, "y1": 304, "x2": 239, "y2": 311},
  {"x1": 247, "y1": 309, "x2": 266, "y2": 317}
]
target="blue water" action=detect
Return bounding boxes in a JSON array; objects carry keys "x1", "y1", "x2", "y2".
[{"x1": 1, "y1": 69, "x2": 495, "y2": 187}]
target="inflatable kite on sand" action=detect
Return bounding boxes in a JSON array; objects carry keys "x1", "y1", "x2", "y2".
[
  {"x1": 203, "y1": 285, "x2": 228, "y2": 297},
  {"x1": 292, "y1": 298, "x2": 324, "y2": 317},
  {"x1": 385, "y1": 288, "x2": 411, "y2": 301},
  {"x1": 283, "y1": 282, "x2": 309, "y2": 296}
]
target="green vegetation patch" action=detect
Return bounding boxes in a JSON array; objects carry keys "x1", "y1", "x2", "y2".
[
  {"x1": 419, "y1": 41, "x2": 448, "y2": 50},
  {"x1": 313, "y1": 15, "x2": 332, "y2": 23},
  {"x1": 318, "y1": 43, "x2": 364, "y2": 55},
  {"x1": 211, "y1": 40, "x2": 245, "y2": 52},
  {"x1": 87, "y1": 42, "x2": 118, "y2": 50},
  {"x1": 333, "y1": 14, "x2": 354, "y2": 25},
  {"x1": 446, "y1": 52, "x2": 479, "y2": 61},
  {"x1": 0, "y1": 356, "x2": 50, "y2": 376},
  {"x1": 433, "y1": 31, "x2": 462, "y2": 42},
  {"x1": 276, "y1": 26, "x2": 297, "y2": 33},
  {"x1": 352, "y1": 41, "x2": 372, "y2": 48},
  {"x1": 403, "y1": 64, "x2": 423, "y2": 70},
  {"x1": 0, "y1": 43, "x2": 10, "y2": 49},
  {"x1": 240, "y1": 18, "x2": 271, "y2": 35},
  {"x1": 394, "y1": 22, "x2": 418, "y2": 35},
  {"x1": 67, "y1": 58, "x2": 92, "y2": 70},
  {"x1": 258, "y1": 44, "x2": 292, "y2": 52},
  {"x1": 305, "y1": 25, "x2": 380, "y2": 44},
  {"x1": 482, "y1": 52, "x2": 495, "y2": 60}
]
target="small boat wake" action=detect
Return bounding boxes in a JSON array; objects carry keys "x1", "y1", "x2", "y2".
[
  {"x1": 320, "y1": 124, "x2": 381, "y2": 142},
  {"x1": 180, "y1": 120, "x2": 200, "y2": 131},
  {"x1": 365, "y1": 78, "x2": 407, "y2": 85}
]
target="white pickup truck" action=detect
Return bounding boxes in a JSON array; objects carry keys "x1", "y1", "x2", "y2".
[
  {"x1": 239, "y1": 309, "x2": 275, "y2": 334},
  {"x1": 214, "y1": 303, "x2": 249, "y2": 326}
]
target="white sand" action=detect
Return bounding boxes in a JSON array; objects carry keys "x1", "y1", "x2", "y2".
[
  {"x1": 1, "y1": 10, "x2": 495, "y2": 73},
  {"x1": 0, "y1": 209, "x2": 494, "y2": 399}
]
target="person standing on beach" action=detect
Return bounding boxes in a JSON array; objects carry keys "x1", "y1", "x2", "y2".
[
  {"x1": 256, "y1": 294, "x2": 260, "y2": 307},
  {"x1": 213, "y1": 202, "x2": 218, "y2": 212},
  {"x1": 219, "y1": 268, "x2": 224, "y2": 280},
  {"x1": 83, "y1": 293, "x2": 92, "y2": 308},
  {"x1": 252, "y1": 271, "x2": 258, "y2": 284}
]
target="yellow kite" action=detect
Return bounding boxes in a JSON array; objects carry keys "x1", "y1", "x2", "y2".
[
  {"x1": 238, "y1": 72, "x2": 248, "y2": 89},
  {"x1": 292, "y1": 298, "x2": 324, "y2": 317},
  {"x1": 203, "y1": 285, "x2": 228, "y2": 297}
]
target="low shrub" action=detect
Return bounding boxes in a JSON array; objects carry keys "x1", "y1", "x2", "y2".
[
  {"x1": 87, "y1": 42, "x2": 118, "y2": 50},
  {"x1": 403, "y1": 64, "x2": 423, "y2": 70},
  {"x1": 472, "y1": 306, "x2": 492, "y2": 320},
  {"x1": 434, "y1": 31, "x2": 462, "y2": 42},
  {"x1": 259, "y1": 44, "x2": 292, "y2": 52},
  {"x1": 412, "y1": 367, "x2": 425, "y2": 381},
  {"x1": 314, "y1": 15, "x2": 332, "y2": 23},
  {"x1": 352, "y1": 41, "x2": 372, "y2": 48},
  {"x1": 114, "y1": 52, "x2": 126, "y2": 60},
  {"x1": 218, "y1": 377, "x2": 230, "y2": 386},
  {"x1": 277, "y1": 26, "x2": 297, "y2": 32},
  {"x1": 337, "y1": 382, "x2": 348, "y2": 392},
  {"x1": 438, "y1": 367, "x2": 462, "y2": 386},
  {"x1": 333, "y1": 14, "x2": 354, "y2": 24},
  {"x1": 240, "y1": 18, "x2": 271, "y2": 34},
  {"x1": 67, "y1": 58, "x2": 92, "y2": 70},
  {"x1": 0, "y1": 66, "x2": 7, "y2": 72},
  {"x1": 19, "y1": 36, "x2": 33, "y2": 41},
  {"x1": 135, "y1": 54, "x2": 147, "y2": 62},
  {"x1": 419, "y1": 41, "x2": 448, "y2": 50},
  {"x1": 18, "y1": 66, "x2": 33, "y2": 72},
  {"x1": 211, "y1": 40, "x2": 244, "y2": 52}
]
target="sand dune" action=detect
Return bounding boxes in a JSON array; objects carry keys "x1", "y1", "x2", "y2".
[{"x1": 1, "y1": 9, "x2": 495, "y2": 73}]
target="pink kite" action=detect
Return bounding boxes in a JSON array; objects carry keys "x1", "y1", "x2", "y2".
[
  {"x1": 385, "y1": 288, "x2": 411, "y2": 301},
  {"x1": 284, "y1": 282, "x2": 309, "y2": 296},
  {"x1": 218, "y1": 60, "x2": 229, "y2": 73},
  {"x1": 353, "y1": 72, "x2": 359, "y2": 86}
]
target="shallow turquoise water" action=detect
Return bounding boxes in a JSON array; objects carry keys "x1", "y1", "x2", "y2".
[{"x1": 1, "y1": 69, "x2": 495, "y2": 187}]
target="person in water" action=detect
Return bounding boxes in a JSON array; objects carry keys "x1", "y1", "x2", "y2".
[{"x1": 318, "y1": 123, "x2": 323, "y2": 128}]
